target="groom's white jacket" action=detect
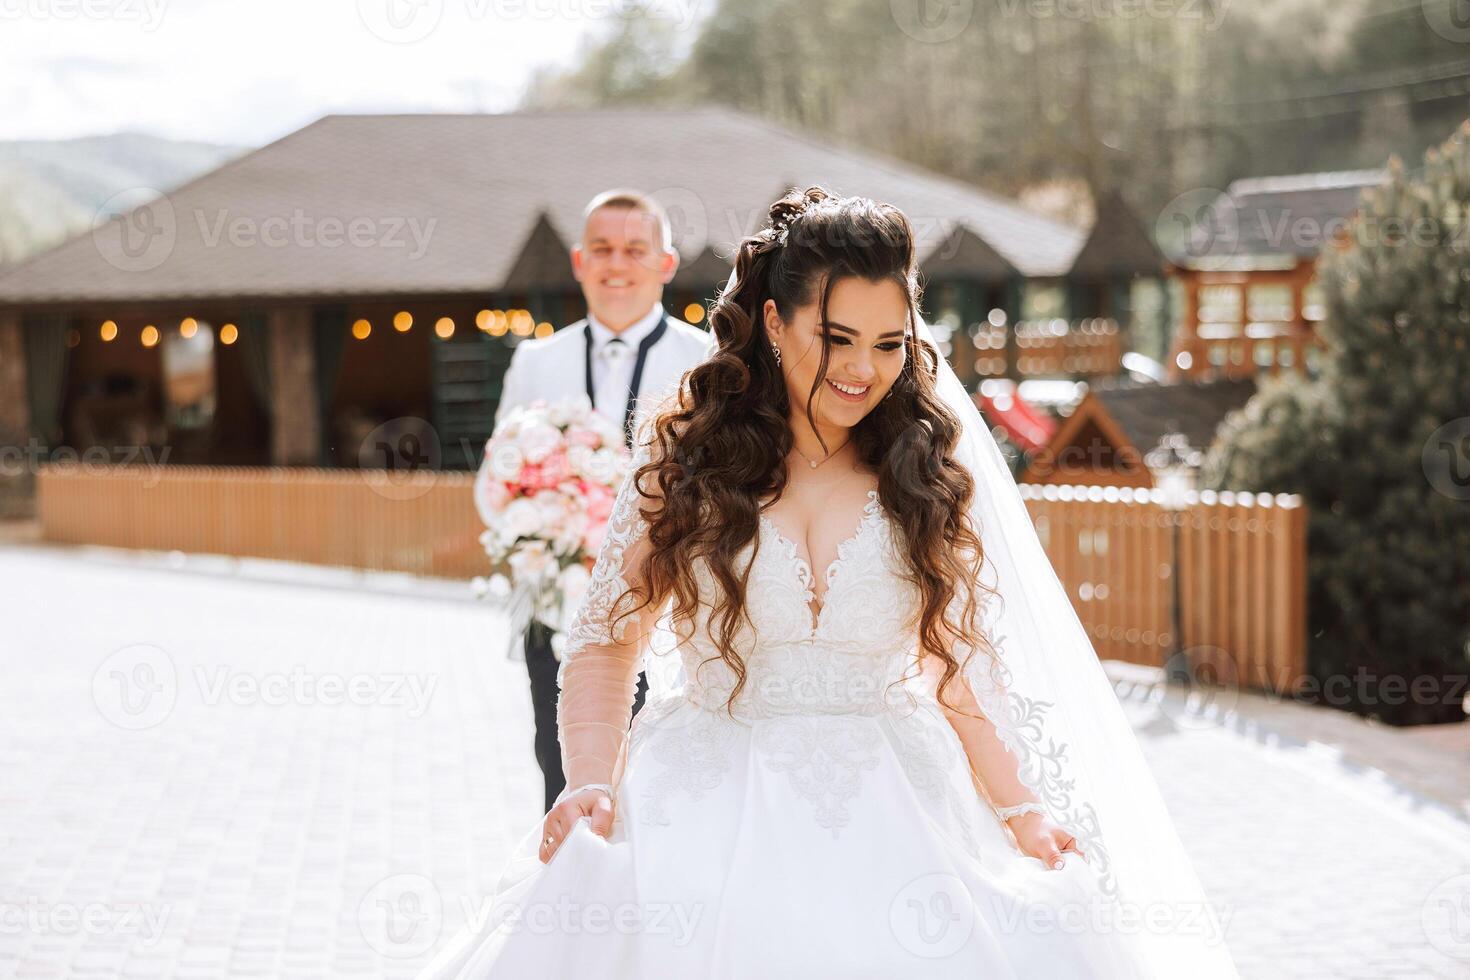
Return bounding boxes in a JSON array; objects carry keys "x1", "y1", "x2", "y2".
[{"x1": 494, "y1": 307, "x2": 713, "y2": 445}]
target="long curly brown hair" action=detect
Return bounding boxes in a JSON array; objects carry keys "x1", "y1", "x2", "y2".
[{"x1": 611, "y1": 186, "x2": 995, "y2": 719}]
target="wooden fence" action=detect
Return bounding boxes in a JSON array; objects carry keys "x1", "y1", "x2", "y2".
[
  {"x1": 35, "y1": 464, "x2": 1308, "y2": 694},
  {"x1": 1020, "y1": 484, "x2": 1308, "y2": 695},
  {"x1": 36, "y1": 463, "x2": 486, "y2": 579}
]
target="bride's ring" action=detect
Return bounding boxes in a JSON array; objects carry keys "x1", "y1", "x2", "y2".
[{"x1": 543, "y1": 834, "x2": 556, "y2": 848}]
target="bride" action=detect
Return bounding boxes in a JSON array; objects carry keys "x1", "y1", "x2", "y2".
[{"x1": 420, "y1": 187, "x2": 1239, "y2": 978}]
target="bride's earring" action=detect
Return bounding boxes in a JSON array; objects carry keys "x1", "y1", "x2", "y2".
[{"x1": 770, "y1": 342, "x2": 782, "y2": 366}]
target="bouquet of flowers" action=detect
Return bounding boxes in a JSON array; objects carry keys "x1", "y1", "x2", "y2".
[{"x1": 472, "y1": 395, "x2": 631, "y2": 660}]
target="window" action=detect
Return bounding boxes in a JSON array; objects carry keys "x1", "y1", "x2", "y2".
[{"x1": 162, "y1": 321, "x2": 217, "y2": 430}]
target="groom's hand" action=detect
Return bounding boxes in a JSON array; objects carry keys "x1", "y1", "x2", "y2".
[
  {"x1": 1006, "y1": 811, "x2": 1086, "y2": 871},
  {"x1": 539, "y1": 788, "x2": 616, "y2": 863}
]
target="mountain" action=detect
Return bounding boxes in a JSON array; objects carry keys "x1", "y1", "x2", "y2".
[{"x1": 0, "y1": 132, "x2": 246, "y2": 268}]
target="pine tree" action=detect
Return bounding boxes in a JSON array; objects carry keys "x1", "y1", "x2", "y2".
[{"x1": 1206, "y1": 121, "x2": 1470, "y2": 726}]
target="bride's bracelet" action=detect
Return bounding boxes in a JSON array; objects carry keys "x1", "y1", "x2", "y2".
[
  {"x1": 995, "y1": 801, "x2": 1048, "y2": 822},
  {"x1": 555, "y1": 782, "x2": 616, "y2": 807}
]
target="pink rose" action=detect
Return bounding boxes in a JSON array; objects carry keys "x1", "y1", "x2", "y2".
[{"x1": 583, "y1": 482, "x2": 614, "y2": 522}]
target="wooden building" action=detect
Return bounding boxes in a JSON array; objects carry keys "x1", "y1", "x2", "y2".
[
  {"x1": 1019, "y1": 377, "x2": 1257, "y2": 487},
  {"x1": 1167, "y1": 169, "x2": 1384, "y2": 381},
  {"x1": 0, "y1": 106, "x2": 1160, "y2": 515}
]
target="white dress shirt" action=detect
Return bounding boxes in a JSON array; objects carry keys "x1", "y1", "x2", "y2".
[
  {"x1": 494, "y1": 302, "x2": 714, "y2": 445},
  {"x1": 585, "y1": 303, "x2": 668, "y2": 423}
]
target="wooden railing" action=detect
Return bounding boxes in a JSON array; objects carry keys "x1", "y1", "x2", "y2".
[
  {"x1": 1020, "y1": 484, "x2": 1308, "y2": 695},
  {"x1": 971, "y1": 317, "x2": 1122, "y2": 379},
  {"x1": 35, "y1": 465, "x2": 1308, "y2": 693},
  {"x1": 36, "y1": 463, "x2": 486, "y2": 579}
]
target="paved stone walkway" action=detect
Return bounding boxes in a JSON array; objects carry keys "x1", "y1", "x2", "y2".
[{"x1": 0, "y1": 543, "x2": 1467, "y2": 978}]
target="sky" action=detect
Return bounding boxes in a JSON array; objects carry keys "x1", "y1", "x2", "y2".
[{"x1": 0, "y1": 0, "x2": 703, "y2": 146}]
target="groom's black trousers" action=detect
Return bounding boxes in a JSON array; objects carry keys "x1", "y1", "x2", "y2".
[{"x1": 523, "y1": 620, "x2": 649, "y2": 814}]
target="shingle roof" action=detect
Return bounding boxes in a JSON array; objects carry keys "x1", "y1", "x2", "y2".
[
  {"x1": 1091, "y1": 377, "x2": 1258, "y2": 455},
  {"x1": 1184, "y1": 168, "x2": 1386, "y2": 263},
  {"x1": 1069, "y1": 188, "x2": 1165, "y2": 278},
  {"x1": 0, "y1": 107, "x2": 1085, "y2": 307}
]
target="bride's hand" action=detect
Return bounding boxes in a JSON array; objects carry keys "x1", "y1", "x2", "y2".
[
  {"x1": 1005, "y1": 811, "x2": 1085, "y2": 871},
  {"x1": 539, "y1": 788, "x2": 616, "y2": 864}
]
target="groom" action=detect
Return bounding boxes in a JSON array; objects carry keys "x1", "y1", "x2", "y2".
[{"x1": 493, "y1": 189, "x2": 713, "y2": 813}]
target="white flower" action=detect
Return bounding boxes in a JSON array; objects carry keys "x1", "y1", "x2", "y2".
[
  {"x1": 508, "y1": 540, "x2": 555, "y2": 581},
  {"x1": 503, "y1": 497, "x2": 544, "y2": 539},
  {"x1": 518, "y1": 421, "x2": 561, "y2": 464},
  {"x1": 557, "y1": 563, "x2": 591, "y2": 605}
]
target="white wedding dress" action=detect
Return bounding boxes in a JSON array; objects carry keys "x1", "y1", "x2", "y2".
[{"x1": 419, "y1": 485, "x2": 1164, "y2": 978}]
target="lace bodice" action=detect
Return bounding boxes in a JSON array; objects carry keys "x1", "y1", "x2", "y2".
[
  {"x1": 554, "y1": 432, "x2": 971, "y2": 842},
  {"x1": 676, "y1": 488, "x2": 928, "y2": 721}
]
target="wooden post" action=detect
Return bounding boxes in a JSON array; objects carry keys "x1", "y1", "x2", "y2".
[
  {"x1": 267, "y1": 307, "x2": 321, "y2": 466},
  {"x1": 0, "y1": 312, "x2": 34, "y2": 518}
]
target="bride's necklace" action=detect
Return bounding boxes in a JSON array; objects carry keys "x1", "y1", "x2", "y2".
[{"x1": 792, "y1": 435, "x2": 852, "y2": 470}]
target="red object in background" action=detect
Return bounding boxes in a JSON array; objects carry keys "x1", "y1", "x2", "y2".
[{"x1": 973, "y1": 388, "x2": 1056, "y2": 454}]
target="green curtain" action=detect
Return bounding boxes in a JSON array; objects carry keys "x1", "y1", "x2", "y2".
[
  {"x1": 238, "y1": 311, "x2": 273, "y2": 412},
  {"x1": 313, "y1": 307, "x2": 348, "y2": 466},
  {"x1": 21, "y1": 313, "x2": 71, "y2": 446}
]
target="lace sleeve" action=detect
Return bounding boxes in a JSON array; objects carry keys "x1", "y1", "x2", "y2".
[
  {"x1": 931, "y1": 533, "x2": 1040, "y2": 814},
  {"x1": 555, "y1": 422, "x2": 664, "y2": 799}
]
